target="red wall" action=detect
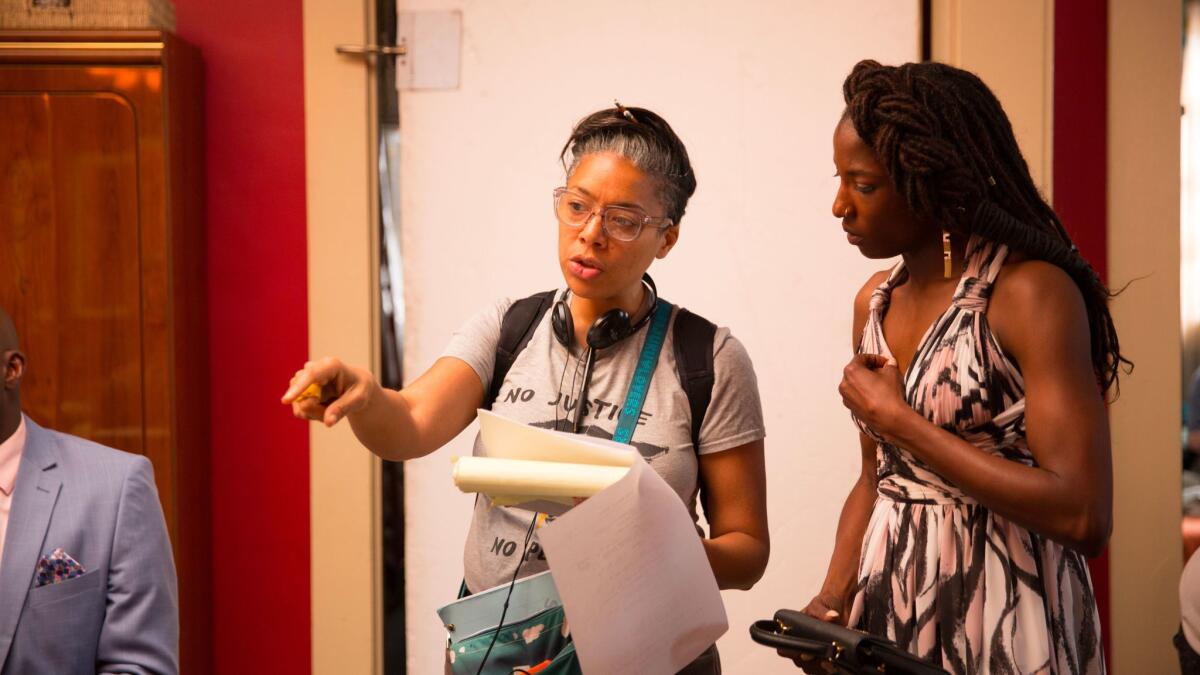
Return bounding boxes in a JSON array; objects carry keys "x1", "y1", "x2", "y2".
[
  {"x1": 1054, "y1": 0, "x2": 1111, "y2": 663},
  {"x1": 173, "y1": 4, "x2": 311, "y2": 673}
]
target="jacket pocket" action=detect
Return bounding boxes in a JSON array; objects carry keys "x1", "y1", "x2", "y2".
[{"x1": 27, "y1": 568, "x2": 103, "y2": 608}]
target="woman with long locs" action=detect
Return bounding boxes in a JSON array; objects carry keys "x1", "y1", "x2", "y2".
[{"x1": 801, "y1": 60, "x2": 1126, "y2": 674}]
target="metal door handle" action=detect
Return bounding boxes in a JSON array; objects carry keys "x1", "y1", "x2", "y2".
[{"x1": 335, "y1": 41, "x2": 407, "y2": 56}]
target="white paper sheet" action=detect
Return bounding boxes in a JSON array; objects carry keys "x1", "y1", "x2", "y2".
[
  {"x1": 477, "y1": 409, "x2": 638, "y2": 467},
  {"x1": 538, "y1": 460, "x2": 728, "y2": 674}
]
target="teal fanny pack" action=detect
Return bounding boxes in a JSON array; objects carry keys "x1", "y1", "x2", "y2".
[{"x1": 439, "y1": 571, "x2": 580, "y2": 675}]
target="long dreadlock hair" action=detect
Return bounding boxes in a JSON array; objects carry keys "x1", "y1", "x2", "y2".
[{"x1": 842, "y1": 59, "x2": 1130, "y2": 397}]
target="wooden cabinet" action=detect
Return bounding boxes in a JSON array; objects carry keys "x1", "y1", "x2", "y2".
[{"x1": 0, "y1": 30, "x2": 210, "y2": 672}]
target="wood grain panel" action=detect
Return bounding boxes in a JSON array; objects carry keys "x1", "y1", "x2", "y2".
[
  {"x1": 0, "y1": 94, "x2": 58, "y2": 412},
  {"x1": 162, "y1": 35, "x2": 213, "y2": 675},
  {"x1": 55, "y1": 93, "x2": 144, "y2": 451},
  {"x1": 0, "y1": 33, "x2": 210, "y2": 672},
  {"x1": 0, "y1": 30, "x2": 167, "y2": 65},
  {"x1": 0, "y1": 90, "x2": 146, "y2": 453}
]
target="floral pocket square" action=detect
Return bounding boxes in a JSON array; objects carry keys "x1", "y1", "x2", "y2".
[{"x1": 34, "y1": 548, "x2": 87, "y2": 587}]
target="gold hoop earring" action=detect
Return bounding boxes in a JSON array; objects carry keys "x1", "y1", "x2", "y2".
[{"x1": 942, "y1": 230, "x2": 952, "y2": 278}]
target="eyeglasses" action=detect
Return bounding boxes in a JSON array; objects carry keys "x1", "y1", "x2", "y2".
[{"x1": 553, "y1": 187, "x2": 673, "y2": 242}]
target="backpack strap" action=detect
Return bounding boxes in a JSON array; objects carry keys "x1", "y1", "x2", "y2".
[
  {"x1": 672, "y1": 308, "x2": 717, "y2": 451},
  {"x1": 484, "y1": 290, "x2": 555, "y2": 409}
]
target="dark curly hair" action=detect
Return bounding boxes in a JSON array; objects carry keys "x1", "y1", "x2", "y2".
[{"x1": 842, "y1": 59, "x2": 1130, "y2": 396}]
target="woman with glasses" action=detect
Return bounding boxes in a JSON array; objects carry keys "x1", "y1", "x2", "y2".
[
  {"x1": 282, "y1": 104, "x2": 768, "y2": 674},
  {"x1": 785, "y1": 61, "x2": 1118, "y2": 674}
]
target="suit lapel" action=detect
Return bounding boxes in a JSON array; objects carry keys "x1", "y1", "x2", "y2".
[{"x1": 0, "y1": 417, "x2": 62, "y2": 671}]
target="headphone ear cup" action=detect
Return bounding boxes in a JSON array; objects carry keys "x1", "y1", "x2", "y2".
[
  {"x1": 551, "y1": 299, "x2": 574, "y2": 347},
  {"x1": 587, "y1": 309, "x2": 631, "y2": 350}
]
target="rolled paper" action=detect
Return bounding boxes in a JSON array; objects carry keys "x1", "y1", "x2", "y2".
[{"x1": 452, "y1": 456, "x2": 629, "y2": 501}]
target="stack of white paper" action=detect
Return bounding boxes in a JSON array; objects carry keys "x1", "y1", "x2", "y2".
[{"x1": 451, "y1": 410, "x2": 639, "y2": 509}]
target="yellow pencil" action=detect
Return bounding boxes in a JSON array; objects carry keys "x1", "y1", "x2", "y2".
[{"x1": 295, "y1": 382, "x2": 323, "y2": 402}]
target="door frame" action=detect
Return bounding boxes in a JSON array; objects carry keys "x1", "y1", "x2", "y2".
[{"x1": 303, "y1": 0, "x2": 383, "y2": 672}]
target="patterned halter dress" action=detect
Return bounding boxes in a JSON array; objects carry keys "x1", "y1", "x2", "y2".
[{"x1": 848, "y1": 235, "x2": 1105, "y2": 675}]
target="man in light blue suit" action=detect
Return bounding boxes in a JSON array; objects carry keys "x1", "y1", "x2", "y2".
[{"x1": 0, "y1": 308, "x2": 178, "y2": 675}]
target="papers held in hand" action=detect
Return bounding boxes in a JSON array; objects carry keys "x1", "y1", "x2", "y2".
[
  {"x1": 453, "y1": 410, "x2": 729, "y2": 674},
  {"x1": 451, "y1": 410, "x2": 640, "y2": 509}
]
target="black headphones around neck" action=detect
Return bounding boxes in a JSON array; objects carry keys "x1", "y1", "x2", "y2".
[{"x1": 551, "y1": 274, "x2": 658, "y2": 351}]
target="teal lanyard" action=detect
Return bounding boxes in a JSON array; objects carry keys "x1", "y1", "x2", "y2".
[{"x1": 613, "y1": 300, "x2": 673, "y2": 444}]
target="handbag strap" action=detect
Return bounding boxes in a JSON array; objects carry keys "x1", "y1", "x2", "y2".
[
  {"x1": 749, "y1": 620, "x2": 861, "y2": 674},
  {"x1": 612, "y1": 300, "x2": 673, "y2": 444},
  {"x1": 749, "y1": 620, "x2": 832, "y2": 654}
]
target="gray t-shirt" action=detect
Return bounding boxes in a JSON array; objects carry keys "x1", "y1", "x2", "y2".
[{"x1": 444, "y1": 291, "x2": 766, "y2": 592}]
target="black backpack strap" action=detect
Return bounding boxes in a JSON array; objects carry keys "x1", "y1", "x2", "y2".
[
  {"x1": 485, "y1": 290, "x2": 556, "y2": 409},
  {"x1": 672, "y1": 307, "x2": 716, "y2": 451}
]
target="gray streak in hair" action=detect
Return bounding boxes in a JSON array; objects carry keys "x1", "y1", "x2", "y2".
[{"x1": 560, "y1": 105, "x2": 697, "y2": 224}]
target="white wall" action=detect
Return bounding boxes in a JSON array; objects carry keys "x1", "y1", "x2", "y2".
[{"x1": 399, "y1": 2, "x2": 919, "y2": 671}]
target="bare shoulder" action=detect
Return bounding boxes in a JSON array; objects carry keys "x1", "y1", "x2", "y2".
[
  {"x1": 990, "y1": 258, "x2": 1089, "y2": 355},
  {"x1": 992, "y1": 258, "x2": 1084, "y2": 318}
]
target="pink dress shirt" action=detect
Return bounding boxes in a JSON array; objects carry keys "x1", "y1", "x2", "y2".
[{"x1": 0, "y1": 414, "x2": 27, "y2": 575}]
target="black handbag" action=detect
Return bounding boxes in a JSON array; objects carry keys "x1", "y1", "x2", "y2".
[{"x1": 749, "y1": 609, "x2": 949, "y2": 675}]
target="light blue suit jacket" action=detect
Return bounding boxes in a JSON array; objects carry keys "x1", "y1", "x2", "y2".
[{"x1": 0, "y1": 416, "x2": 178, "y2": 675}]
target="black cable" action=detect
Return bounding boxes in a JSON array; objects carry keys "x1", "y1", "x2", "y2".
[
  {"x1": 553, "y1": 342, "x2": 574, "y2": 432},
  {"x1": 474, "y1": 511, "x2": 540, "y2": 675},
  {"x1": 572, "y1": 348, "x2": 595, "y2": 433},
  {"x1": 477, "y1": 303, "x2": 589, "y2": 673},
  {"x1": 561, "y1": 344, "x2": 585, "y2": 432}
]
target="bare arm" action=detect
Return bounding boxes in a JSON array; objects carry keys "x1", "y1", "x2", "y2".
[
  {"x1": 804, "y1": 433, "x2": 877, "y2": 624},
  {"x1": 281, "y1": 355, "x2": 484, "y2": 461},
  {"x1": 842, "y1": 262, "x2": 1112, "y2": 556},
  {"x1": 699, "y1": 439, "x2": 769, "y2": 590}
]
